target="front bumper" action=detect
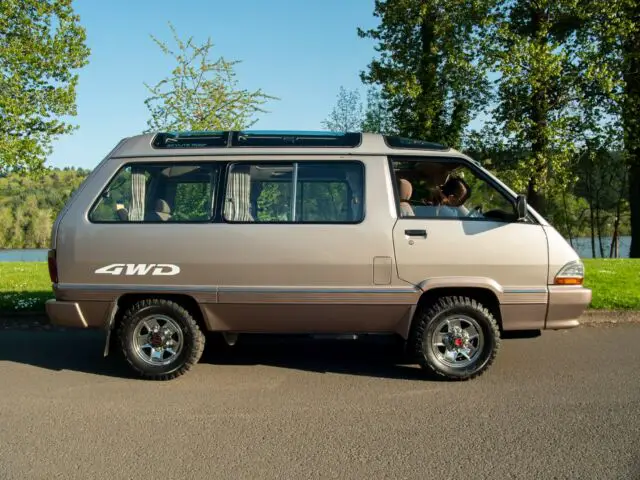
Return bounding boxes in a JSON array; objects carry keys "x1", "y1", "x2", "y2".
[
  {"x1": 45, "y1": 300, "x2": 88, "y2": 328},
  {"x1": 545, "y1": 286, "x2": 592, "y2": 329}
]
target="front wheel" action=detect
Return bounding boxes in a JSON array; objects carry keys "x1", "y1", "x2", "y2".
[
  {"x1": 410, "y1": 296, "x2": 500, "y2": 380},
  {"x1": 118, "y1": 298, "x2": 206, "y2": 380}
]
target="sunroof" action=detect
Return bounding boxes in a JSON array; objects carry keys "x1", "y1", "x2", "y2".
[
  {"x1": 384, "y1": 135, "x2": 448, "y2": 150},
  {"x1": 231, "y1": 130, "x2": 362, "y2": 148},
  {"x1": 152, "y1": 131, "x2": 229, "y2": 148}
]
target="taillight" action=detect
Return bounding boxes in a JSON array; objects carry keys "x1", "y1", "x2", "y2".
[{"x1": 48, "y1": 249, "x2": 58, "y2": 284}]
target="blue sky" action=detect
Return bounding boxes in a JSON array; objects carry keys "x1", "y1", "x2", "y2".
[{"x1": 47, "y1": 0, "x2": 382, "y2": 169}]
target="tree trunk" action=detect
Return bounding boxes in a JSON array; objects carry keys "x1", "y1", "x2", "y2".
[
  {"x1": 562, "y1": 189, "x2": 574, "y2": 245},
  {"x1": 610, "y1": 216, "x2": 620, "y2": 258},
  {"x1": 527, "y1": 176, "x2": 545, "y2": 214},
  {"x1": 524, "y1": 6, "x2": 550, "y2": 216},
  {"x1": 623, "y1": 5, "x2": 640, "y2": 258},
  {"x1": 416, "y1": 13, "x2": 440, "y2": 141},
  {"x1": 610, "y1": 168, "x2": 625, "y2": 258},
  {"x1": 589, "y1": 199, "x2": 596, "y2": 259},
  {"x1": 584, "y1": 162, "x2": 596, "y2": 258},
  {"x1": 595, "y1": 206, "x2": 604, "y2": 258},
  {"x1": 629, "y1": 164, "x2": 640, "y2": 258}
]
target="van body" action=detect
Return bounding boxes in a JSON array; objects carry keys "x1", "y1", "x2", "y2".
[{"x1": 45, "y1": 131, "x2": 592, "y2": 381}]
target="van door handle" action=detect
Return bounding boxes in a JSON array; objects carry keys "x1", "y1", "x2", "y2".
[{"x1": 405, "y1": 229, "x2": 427, "y2": 238}]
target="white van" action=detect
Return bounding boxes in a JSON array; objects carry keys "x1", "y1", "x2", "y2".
[{"x1": 45, "y1": 131, "x2": 591, "y2": 381}]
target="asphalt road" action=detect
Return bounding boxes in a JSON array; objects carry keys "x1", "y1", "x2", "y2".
[{"x1": 0, "y1": 322, "x2": 638, "y2": 480}]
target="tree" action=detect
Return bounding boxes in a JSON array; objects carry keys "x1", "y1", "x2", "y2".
[
  {"x1": 575, "y1": 0, "x2": 640, "y2": 257},
  {"x1": 322, "y1": 85, "x2": 394, "y2": 134},
  {"x1": 357, "y1": 0, "x2": 493, "y2": 148},
  {"x1": 361, "y1": 87, "x2": 395, "y2": 134},
  {"x1": 0, "y1": 0, "x2": 90, "y2": 174},
  {"x1": 480, "y1": 0, "x2": 590, "y2": 214},
  {"x1": 321, "y1": 86, "x2": 364, "y2": 132},
  {"x1": 621, "y1": 1, "x2": 640, "y2": 257},
  {"x1": 144, "y1": 23, "x2": 277, "y2": 132}
]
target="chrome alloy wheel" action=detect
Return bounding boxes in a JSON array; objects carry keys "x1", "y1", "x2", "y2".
[
  {"x1": 133, "y1": 314, "x2": 184, "y2": 366},
  {"x1": 429, "y1": 314, "x2": 484, "y2": 369}
]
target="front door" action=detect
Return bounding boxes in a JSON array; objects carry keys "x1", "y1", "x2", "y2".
[{"x1": 389, "y1": 156, "x2": 549, "y2": 329}]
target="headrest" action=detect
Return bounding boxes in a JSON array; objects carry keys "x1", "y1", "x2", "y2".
[
  {"x1": 398, "y1": 178, "x2": 413, "y2": 201},
  {"x1": 441, "y1": 177, "x2": 470, "y2": 204},
  {"x1": 155, "y1": 199, "x2": 171, "y2": 213}
]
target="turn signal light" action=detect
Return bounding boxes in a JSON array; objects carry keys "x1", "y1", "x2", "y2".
[
  {"x1": 554, "y1": 260, "x2": 584, "y2": 286},
  {"x1": 555, "y1": 277, "x2": 583, "y2": 285}
]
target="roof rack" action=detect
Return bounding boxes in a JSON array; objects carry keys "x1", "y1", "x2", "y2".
[{"x1": 151, "y1": 130, "x2": 362, "y2": 149}]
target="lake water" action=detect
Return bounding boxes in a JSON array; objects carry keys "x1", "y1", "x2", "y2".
[
  {"x1": 568, "y1": 236, "x2": 631, "y2": 259},
  {"x1": 0, "y1": 236, "x2": 633, "y2": 262},
  {"x1": 0, "y1": 249, "x2": 50, "y2": 262}
]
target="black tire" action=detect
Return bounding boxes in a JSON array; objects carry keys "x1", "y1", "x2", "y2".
[
  {"x1": 410, "y1": 296, "x2": 500, "y2": 381},
  {"x1": 117, "y1": 298, "x2": 205, "y2": 381}
]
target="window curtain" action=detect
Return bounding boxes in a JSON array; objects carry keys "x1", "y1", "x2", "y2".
[
  {"x1": 345, "y1": 169, "x2": 363, "y2": 221},
  {"x1": 224, "y1": 166, "x2": 254, "y2": 221},
  {"x1": 128, "y1": 168, "x2": 146, "y2": 221}
]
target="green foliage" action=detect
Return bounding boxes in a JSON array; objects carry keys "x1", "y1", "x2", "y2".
[
  {"x1": 583, "y1": 259, "x2": 640, "y2": 310},
  {"x1": 0, "y1": 0, "x2": 90, "y2": 174},
  {"x1": 478, "y1": 0, "x2": 588, "y2": 212},
  {"x1": 321, "y1": 86, "x2": 364, "y2": 132},
  {"x1": 254, "y1": 180, "x2": 351, "y2": 222},
  {"x1": 144, "y1": 22, "x2": 278, "y2": 132},
  {"x1": 296, "y1": 182, "x2": 349, "y2": 221},
  {"x1": 256, "y1": 183, "x2": 292, "y2": 222},
  {"x1": 358, "y1": 0, "x2": 493, "y2": 147},
  {"x1": 322, "y1": 86, "x2": 394, "y2": 134},
  {"x1": 172, "y1": 182, "x2": 212, "y2": 221},
  {"x1": 0, "y1": 262, "x2": 53, "y2": 311},
  {"x1": 0, "y1": 167, "x2": 89, "y2": 248},
  {"x1": 361, "y1": 87, "x2": 395, "y2": 135}
]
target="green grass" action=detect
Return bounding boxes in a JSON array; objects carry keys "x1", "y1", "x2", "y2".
[
  {"x1": 583, "y1": 259, "x2": 640, "y2": 310},
  {"x1": 0, "y1": 262, "x2": 53, "y2": 312},
  {"x1": 0, "y1": 259, "x2": 638, "y2": 313}
]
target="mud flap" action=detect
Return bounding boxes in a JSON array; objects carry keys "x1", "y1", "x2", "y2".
[{"x1": 103, "y1": 301, "x2": 119, "y2": 357}]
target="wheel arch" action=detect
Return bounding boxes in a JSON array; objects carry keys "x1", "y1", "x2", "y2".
[
  {"x1": 405, "y1": 285, "x2": 504, "y2": 340},
  {"x1": 104, "y1": 292, "x2": 207, "y2": 356}
]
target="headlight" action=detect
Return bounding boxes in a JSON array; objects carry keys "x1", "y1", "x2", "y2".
[{"x1": 554, "y1": 260, "x2": 584, "y2": 285}]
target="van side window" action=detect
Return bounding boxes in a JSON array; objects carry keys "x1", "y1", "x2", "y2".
[
  {"x1": 223, "y1": 161, "x2": 364, "y2": 223},
  {"x1": 391, "y1": 158, "x2": 518, "y2": 222},
  {"x1": 89, "y1": 163, "x2": 218, "y2": 223}
]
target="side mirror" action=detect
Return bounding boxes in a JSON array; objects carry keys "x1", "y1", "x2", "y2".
[{"x1": 516, "y1": 194, "x2": 527, "y2": 220}]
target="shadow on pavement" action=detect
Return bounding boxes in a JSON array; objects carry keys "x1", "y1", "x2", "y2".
[
  {"x1": 0, "y1": 329, "x2": 132, "y2": 378},
  {"x1": 0, "y1": 329, "x2": 438, "y2": 381},
  {"x1": 201, "y1": 333, "x2": 432, "y2": 381}
]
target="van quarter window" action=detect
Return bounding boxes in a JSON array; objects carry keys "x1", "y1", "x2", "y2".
[
  {"x1": 89, "y1": 163, "x2": 218, "y2": 223},
  {"x1": 223, "y1": 161, "x2": 365, "y2": 223}
]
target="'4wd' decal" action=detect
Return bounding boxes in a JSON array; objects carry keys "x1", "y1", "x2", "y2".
[{"x1": 95, "y1": 263, "x2": 180, "y2": 276}]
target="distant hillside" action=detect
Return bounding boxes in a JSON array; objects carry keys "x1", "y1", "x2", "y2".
[{"x1": 0, "y1": 167, "x2": 90, "y2": 248}]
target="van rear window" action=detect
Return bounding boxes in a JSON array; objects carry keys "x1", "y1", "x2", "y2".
[{"x1": 89, "y1": 163, "x2": 218, "y2": 223}]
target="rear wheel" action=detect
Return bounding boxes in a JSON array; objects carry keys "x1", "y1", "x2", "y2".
[
  {"x1": 410, "y1": 296, "x2": 500, "y2": 380},
  {"x1": 118, "y1": 298, "x2": 205, "y2": 380}
]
